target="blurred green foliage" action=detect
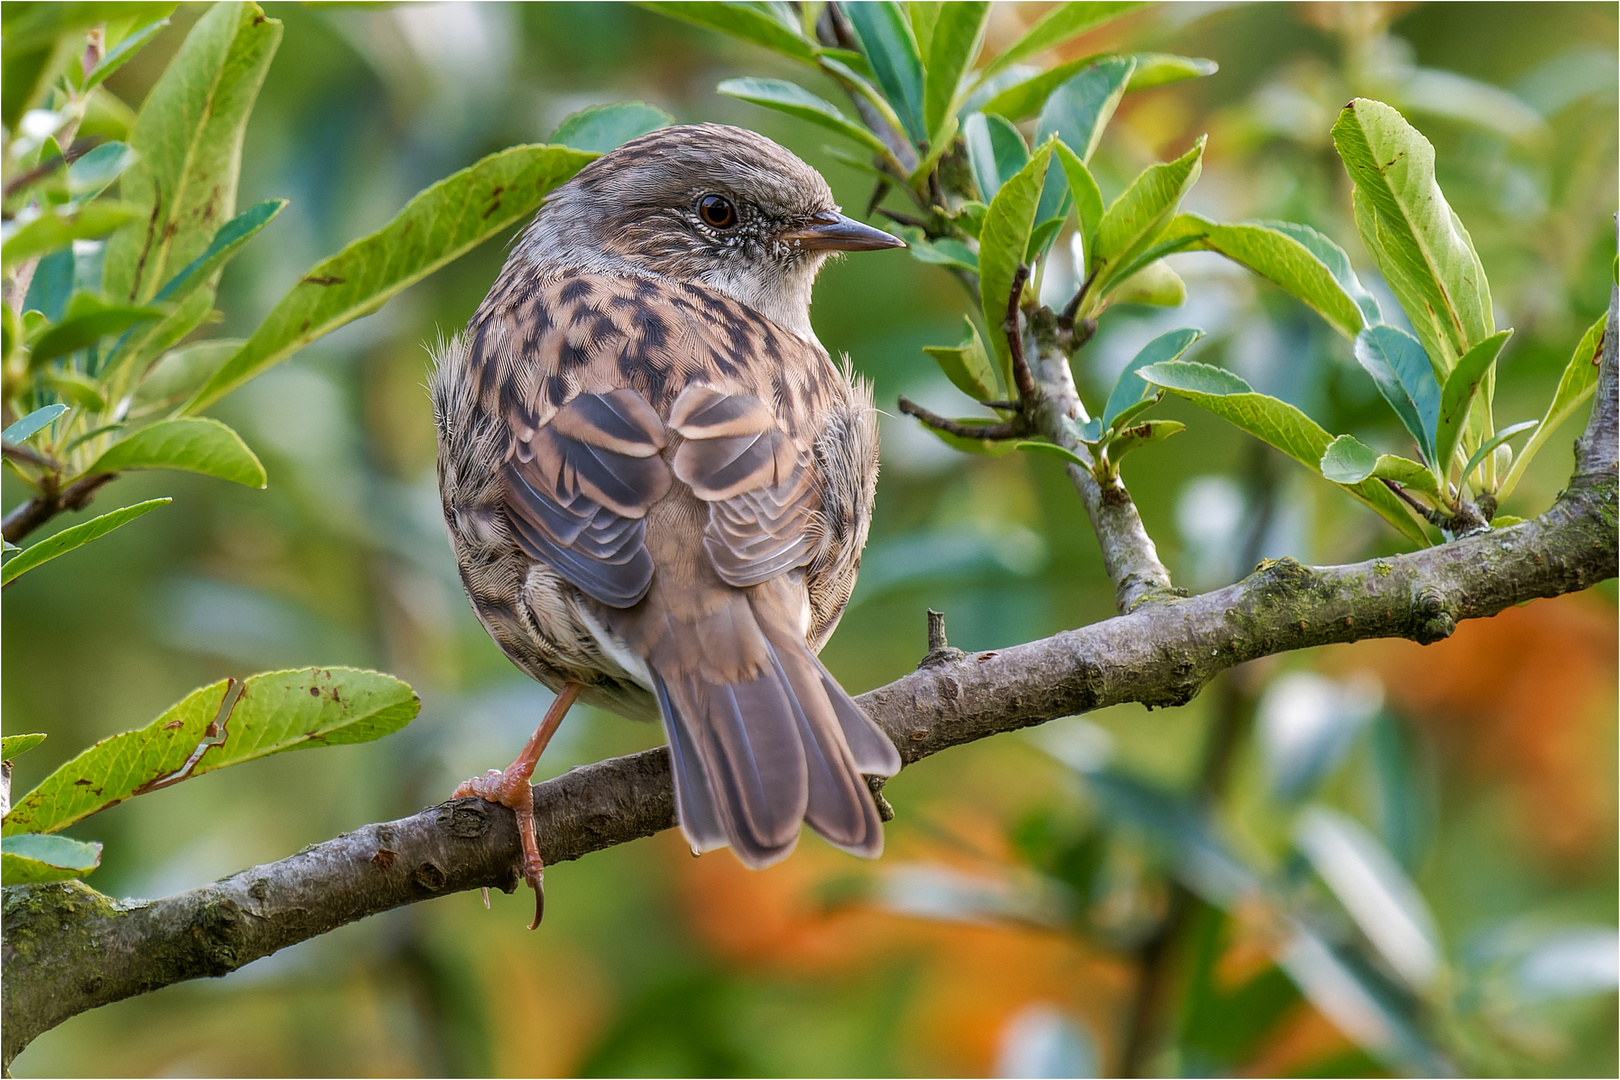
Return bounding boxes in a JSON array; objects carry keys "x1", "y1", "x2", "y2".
[{"x1": 3, "y1": 2, "x2": 1615, "y2": 1076}]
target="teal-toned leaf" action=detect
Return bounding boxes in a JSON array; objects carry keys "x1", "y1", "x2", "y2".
[
  {"x1": 1026, "y1": 216, "x2": 1065, "y2": 262},
  {"x1": 1108, "y1": 260, "x2": 1186, "y2": 306},
  {"x1": 1139, "y1": 361, "x2": 1429, "y2": 543},
  {"x1": 148, "y1": 199, "x2": 288, "y2": 306},
  {"x1": 1, "y1": 734, "x2": 47, "y2": 760},
  {"x1": 718, "y1": 78, "x2": 892, "y2": 156},
  {"x1": 65, "y1": 141, "x2": 137, "y2": 199},
  {"x1": 1107, "y1": 418, "x2": 1185, "y2": 460},
  {"x1": 979, "y1": 145, "x2": 1054, "y2": 391},
  {"x1": 83, "y1": 16, "x2": 171, "y2": 90},
  {"x1": 1155, "y1": 214, "x2": 1372, "y2": 340},
  {"x1": 922, "y1": 1, "x2": 989, "y2": 143},
  {"x1": 846, "y1": 1, "x2": 926, "y2": 142},
  {"x1": 1091, "y1": 137, "x2": 1204, "y2": 288},
  {"x1": 3, "y1": 667, "x2": 420, "y2": 837},
  {"x1": 1103, "y1": 327, "x2": 1202, "y2": 429},
  {"x1": 2, "y1": 404, "x2": 69, "y2": 445},
  {"x1": 1052, "y1": 141, "x2": 1103, "y2": 265},
  {"x1": 103, "y1": 2, "x2": 282, "y2": 305},
  {"x1": 1436, "y1": 329, "x2": 1512, "y2": 473},
  {"x1": 1, "y1": 833, "x2": 102, "y2": 884},
  {"x1": 86, "y1": 417, "x2": 265, "y2": 487},
  {"x1": 1033, "y1": 55, "x2": 1135, "y2": 165},
  {"x1": 1499, "y1": 314, "x2": 1606, "y2": 501},
  {"x1": 1332, "y1": 98, "x2": 1493, "y2": 370},
  {"x1": 924, "y1": 317, "x2": 997, "y2": 401},
  {"x1": 1354, "y1": 326, "x2": 1440, "y2": 465},
  {"x1": 1320, "y1": 436, "x2": 1439, "y2": 499},
  {"x1": 1459, "y1": 420, "x2": 1537, "y2": 490},
  {"x1": 131, "y1": 339, "x2": 243, "y2": 414},
  {"x1": 964, "y1": 112, "x2": 1029, "y2": 201},
  {"x1": 549, "y1": 101, "x2": 673, "y2": 153},
  {"x1": 637, "y1": 2, "x2": 817, "y2": 62},
  {"x1": 29, "y1": 293, "x2": 166, "y2": 366},
  {"x1": 0, "y1": 498, "x2": 171, "y2": 587},
  {"x1": 189, "y1": 143, "x2": 593, "y2": 413},
  {"x1": 1, "y1": 203, "x2": 141, "y2": 271},
  {"x1": 1014, "y1": 440, "x2": 1088, "y2": 467},
  {"x1": 980, "y1": 1, "x2": 1148, "y2": 79}
]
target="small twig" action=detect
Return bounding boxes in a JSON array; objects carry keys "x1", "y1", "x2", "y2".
[
  {"x1": 918, "y1": 609, "x2": 967, "y2": 668},
  {"x1": 2, "y1": 472, "x2": 115, "y2": 544},
  {"x1": 1, "y1": 138, "x2": 103, "y2": 201},
  {"x1": 1060, "y1": 269, "x2": 1099, "y2": 326},
  {"x1": 1381, "y1": 479, "x2": 1449, "y2": 529},
  {"x1": 897, "y1": 396, "x2": 1022, "y2": 440},
  {"x1": 1, "y1": 443, "x2": 60, "y2": 471},
  {"x1": 866, "y1": 180, "x2": 892, "y2": 220},
  {"x1": 1005, "y1": 264, "x2": 1039, "y2": 403}
]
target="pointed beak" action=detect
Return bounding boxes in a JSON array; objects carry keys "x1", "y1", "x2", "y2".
[{"x1": 778, "y1": 212, "x2": 905, "y2": 252}]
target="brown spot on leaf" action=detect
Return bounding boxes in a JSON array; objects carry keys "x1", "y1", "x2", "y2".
[
  {"x1": 164, "y1": 720, "x2": 185, "y2": 730},
  {"x1": 302, "y1": 275, "x2": 345, "y2": 286}
]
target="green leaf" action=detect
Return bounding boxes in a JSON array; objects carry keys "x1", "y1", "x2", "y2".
[
  {"x1": 1332, "y1": 98, "x2": 1493, "y2": 370},
  {"x1": 1, "y1": 734, "x2": 47, "y2": 760},
  {"x1": 978, "y1": 144, "x2": 1054, "y2": 392},
  {"x1": 898, "y1": 228, "x2": 979, "y2": 273},
  {"x1": 39, "y1": 367, "x2": 107, "y2": 410},
  {"x1": 29, "y1": 293, "x2": 166, "y2": 366},
  {"x1": 1052, "y1": 141, "x2": 1103, "y2": 265},
  {"x1": 1498, "y1": 314, "x2": 1607, "y2": 502},
  {"x1": 1460, "y1": 420, "x2": 1537, "y2": 490},
  {"x1": 980, "y1": 1, "x2": 1147, "y2": 79},
  {"x1": 1354, "y1": 326, "x2": 1440, "y2": 466},
  {"x1": 65, "y1": 141, "x2": 137, "y2": 200},
  {"x1": 1, "y1": 833, "x2": 102, "y2": 884},
  {"x1": 102, "y1": 2, "x2": 282, "y2": 306},
  {"x1": 131, "y1": 339, "x2": 242, "y2": 414},
  {"x1": 1033, "y1": 55, "x2": 1135, "y2": 165},
  {"x1": 549, "y1": 101, "x2": 673, "y2": 153},
  {"x1": 1139, "y1": 361, "x2": 1429, "y2": 543},
  {"x1": 151, "y1": 199, "x2": 285, "y2": 306},
  {"x1": 1320, "y1": 436, "x2": 1439, "y2": 499},
  {"x1": 0, "y1": 498, "x2": 171, "y2": 587},
  {"x1": 1026, "y1": 216, "x2": 1066, "y2": 262},
  {"x1": 1436, "y1": 328, "x2": 1513, "y2": 473},
  {"x1": 83, "y1": 16, "x2": 171, "y2": 90},
  {"x1": 922, "y1": 1, "x2": 989, "y2": 143},
  {"x1": 952, "y1": 200, "x2": 988, "y2": 239},
  {"x1": 2, "y1": 404, "x2": 69, "y2": 445},
  {"x1": 3, "y1": 667, "x2": 420, "y2": 837},
  {"x1": 846, "y1": 1, "x2": 926, "y2": 142},
  {"x1": 1127, "y1": 52, "x2": 1218, "y2": 90},
  {"x1": 86, "y1": 417, "x2": 265, "y2": 487},
  {"x1": 979, "y1": 51, "x2": 1203, "y2": 121},
  {"x1": 188, "y1": 143, "x2": 593, "y2": 413},
  {"x1": 718, "y1": 78, "x2": 893, "y2": 156},
  {"x1": 637, "y1": 2, "x2": 816, "y2": 62},
  {"x1": 1489, "y1": 515, "x2": 1526, "y2": 528},
  {"x1": 924, "y1": 316, "x2": 997, "y2": 401},
  {"x1": 1103, "y1": 327, "x2": 1202, "y2": 429},
  {"x1": 1155, "y1": 214, "x2": 1373, "y2": 340},
  {"x1": 1107, "y1": 418, "x2": 1185, "y2": 460},
  {"x1": 963, "y1": 112, "x2": 1029, "y2": 202},
  {"x1": 1108, "y1": 260, "x2": 1186, "y2": 306},
  {"x1": 918, "y1": 417, "x2": 1018, "y2": 457},
  {"x1": 908, "y1": 2, "x2": 941, "y2": 54},
  {"x1": 1, "y1": 203, "x2": 141, "y2": 271},
  {"x1": 1091, "y1": 137, "x2": 1204, "y2": 289},
  {"x1": 1014, "y1": 439, "x2": 1088, "y2": 467}
]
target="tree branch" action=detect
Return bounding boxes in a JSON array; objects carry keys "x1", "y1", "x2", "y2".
[{"x1": 4, "y1": 293, "x2": 1616, "y2": 1069}]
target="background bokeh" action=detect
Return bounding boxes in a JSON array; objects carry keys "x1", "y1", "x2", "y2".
[{"x1": 4, "y1": 2, "x2": 1615, "y2": 1076}]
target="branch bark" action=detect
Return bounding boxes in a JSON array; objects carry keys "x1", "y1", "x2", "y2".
[{"x1": 4, "y1": 293, "x2": 1616, "y2": 1069}]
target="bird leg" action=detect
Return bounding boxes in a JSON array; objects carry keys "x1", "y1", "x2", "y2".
[{"x1": 454, "y1": 681, "x2": 581, "y2": 929}]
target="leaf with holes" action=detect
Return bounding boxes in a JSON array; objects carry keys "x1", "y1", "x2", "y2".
[{"x1": 2, "y1": 667, "x2": 419, "y2": 837}]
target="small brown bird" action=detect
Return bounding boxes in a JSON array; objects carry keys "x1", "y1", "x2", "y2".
[{"x1": 432, "y1": 124, "x2": 905, "y2": 924}]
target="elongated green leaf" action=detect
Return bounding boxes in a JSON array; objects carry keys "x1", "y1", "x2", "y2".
[
  {"x1": 1092, "y1": 137, "x2": 1204, "y2": 288},
  {"x1": 718, "y1": 78, "x2": 892, "y2": 156},
  {"x1": 1, "y1": 833, "x2": 102, "y2": 884},
  {"x1": 846, "y1": 1, "x2": 926, "y2": 142},
  {"x1": 982, "y1": 51, "x2": 1209, "y2": 121},
  {"x1": 964, "y1": 112, "x2": 1029, "y2": 201},
  {"x1": 1103, "y1": 327, "x2": 1202, "y2": 429},
  {"x1": 1498, "y1": 314, "x2": 1606, "y2": 502},
  {"x1": 1108, "y1": 418, "x2": 1185, "y2": 460},
  {"x1": 1128, "y1": 52, "x2": 1219, "y2": 90},
  {"x1": 979, "y1": 144, "x2": 1054, "y2": 391},
  {"x1": 1260, "y1": 220, "x2": 1383, "y2": 326},
  {"x1": 2, "y1": 734, "x2": 47, "y2": 760},
  {"x1": 638, "y1": 2, "x2": 816, "y2": 62},
  {"x1": 29, "y1": 294, "x2": 165, "y2": 366},
  {"x1": 1460, "y1": 420, "x2": 1537, "y2": 490},
  {"x1": 1436, "y1": 329, "x2": 1512, "y2": 472},
  {"x1": 550, "y1": 101, "x2": 673, "y2": 153},
  {"x1": 917, "y1": 416, "x2": 1019, "y2": 457},
  {"x1": 2, "y1": 405, "x2": 68, "y2": 445},
  {"x1": 0, "y1": 498, "x2": 171, "y2": 587},
  {"x1": 189, "y1": 143, "x2": 593, "y2": 413},
  {"x1": 899, "y1": 228, "x2": 979, "y2": 273},
  {"x1": 909, "y1": 2, "x2": 941, "y2": 53},
  {"x1": 66, "y1": 141, "x2": 137, "y2": 199},
  {"x1": 152, "y1": 199, "x2": 285, "y2": 306},
  {"x1": 83, "y1": 16, "x2": 171, "y2": 90},
  {"x1": 1015, "y1": 439, "x2": 1088, "y2": 467},
  {"x1": 1052, "y1": 141, "x2": 1103, "y2": 265},
  {"x1": 981, "y1": 1, "x2": 1147, "y2": 78},
  {"x1": 102, "y1": 2, "x2": 282, "y2": 305},
  {"x1": 1109, "y1": 260, "x2": 1186, "y2": 306},
  {"x1": 3, "y1": 667, "x2": 420, "y2": 837},
  {"x1": 1139, "y1": 361, "x2": 1429, "y2": 543},
  {"x1": 1, "y1": 203, "x2": 140, "y2": 270},
  {"x1": 923, "y1": 1, "x2": 989, "y2": 143},
  {"x1": 1333, "y1": 98, "x2": 1493, "y2": 369},
  {"x1": 1026, "y1": 215, "x2": 1066, "y2": 261},
  {"x1": 1156, "y1": 214, "x2": 1371, "y2": 340},
  {"x1": 924, "y1": 316, "x2": 996, "y2": 401},
  {"x1": 1354, "y1": 326, "x2": 1440, "y2": 465},
  {"x1": 87, "y1": 417, "x2": 265, "y2": 487},
  {"x1": 1034, "y1": 56, "x2": 1134, "y2": 166},
  {"x1": 1320, "y1": 436, "x2": 1439, "y2": 499}
]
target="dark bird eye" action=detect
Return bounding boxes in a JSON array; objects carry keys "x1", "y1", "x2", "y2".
[{"x1": 697, "y1": 194, "x2": 737, "y2": 229}]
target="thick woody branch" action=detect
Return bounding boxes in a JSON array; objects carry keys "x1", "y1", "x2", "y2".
[{"x1": 3, "y1": 296, "x2": 1616, "y2": 1068}]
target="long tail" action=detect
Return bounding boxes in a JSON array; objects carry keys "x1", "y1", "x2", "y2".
[{"x1": 647, "y1": 584, "x2": 900, "y2": 869}]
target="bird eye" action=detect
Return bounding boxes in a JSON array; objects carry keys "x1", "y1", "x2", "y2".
[{"x1": 697, "y1": 194, "x2": 738, "y2": 230}]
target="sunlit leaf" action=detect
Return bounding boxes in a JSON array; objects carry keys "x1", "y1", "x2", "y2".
[
  {"x1": 922, "y1": 1, "x2": 989, "y2": 143},
  {"x1": 898, "y1": 228, "x2": 979, "y2": 273},
  {"x1": 982, "y1": 51, "x2": 1209, "y2": 121},
  {"x1": 923, "y1": 316, "x2": 997, "y2": 401},
  {"x1": 1107, "y1": 259, "x2": 1185, "y2": 306},
  {"x1": 1091, "y1": 137, "x2": 1203, "y2": 290},
  {"x1": 2, "y1": 404, "x2": 69, "y2": 445},
  {"x1": 1320, "y1": 436, "x2": 1440, "y2": 499},
  {"x1": 2, "y1": 667, "x2": 420, "y2": 837},
  {"x1": 549, "y1": 101, "x2": 673, "y2": 153},
  {"x1": 1052, "y1": 141, "x2": 1102, "y2": 265},
  {"x1": 637, "y1": 2, "x2": 816, "y2": 62},
  {"x1": 980, "y1": 1, "x2": 1147, "y2": 79},
  {"x1": 0, "y1": 498, "x2": 171, "y2": 587},
  {"x1": 1, "y1": 734, "x2": 47, "y2": 760},
  {"x1": 1, "y1": 833, "x2": 102, "y2": 884},
  {"x1": 1107, "y1": 419, "x2": 1184, "y2": 460},
  {"x1": 846, "y1": 1, "x2": 927, "y2": 142},
  {"x1": 1498, "y1": 313, "x2": 1606, "y2": 502},
  {"x1": 1, "y1": 203, "x2": 141, "y2": 271},
  {"x1": 718, "y1": 77, "x2": 893, "y2": 156},
  {"x1": 87, "y1": 417, "x2": 265, "y2": 488},
  {"x1": 1354, "y1": 326, "x2": 1441, "y2": 466},
  {"x1": 978, "y1": 144, "x2": 1053, "y2": 391}
]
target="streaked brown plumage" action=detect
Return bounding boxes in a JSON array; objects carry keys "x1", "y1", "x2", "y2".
[{"x1": 431, "y1": 125, "x2": 904, "y2": 908}]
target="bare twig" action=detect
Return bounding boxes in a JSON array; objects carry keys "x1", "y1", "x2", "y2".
[
  {"x1": 1006, "y1": 264, "x2": 1039, "y2": 402},
  {"x1": 896, "y1": 395, "x2": 1023, "y2": 440},
  {"x1": 2, "y1": 471, "x2": 116, "y2": 544}
]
